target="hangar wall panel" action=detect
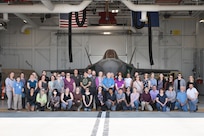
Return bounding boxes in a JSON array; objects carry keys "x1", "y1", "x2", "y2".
[{"x1": 0, "y1": 18, "x2": 202, "y2": 79}]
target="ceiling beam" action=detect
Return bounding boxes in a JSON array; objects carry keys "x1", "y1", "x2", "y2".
[
  {"x1": 41, "y1": 0, "x2": 54, "y2": 11},
  {"x1": 0, "y1": 0, "x2": 92, "y2": 13},
  {"x1": 121, "y1": 0, "x2": 204, "y2": 11}
]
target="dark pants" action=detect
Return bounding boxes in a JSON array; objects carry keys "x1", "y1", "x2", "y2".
[
  {"x1": 95, "y1": 100, "x2": 107, "y2": 111},
  {"x1": 51, "y1": 104, "x2": 59, "y2": 111},
  {"x1": 156, "y1": 103, "x2": 166, "y2": 112},
  {"x1": 116, "y1": 101, "x2": 126, "y2": 111},
  {"x1": 22, "y1": 97, "x2": 26, "y2": 109},
  {"x1": 36, "y1": 102, "x2": 45, "y2": 111},
  {"x1": 166, "y1": 101, "x2": 175, "y2": 111},
  {"x1": 151, "y1": 102, "x2": 157, "y2": 110}
]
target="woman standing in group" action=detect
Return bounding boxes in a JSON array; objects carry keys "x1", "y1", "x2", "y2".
[
  {"x1": 13, "y1": 76, "x2": 24, "y2": 111},
  {"x1": 165, "y1": 75, "x2": 174, "y2": 91},
  {"x1": 48, "y1": 75, "x2": 56, "y2": 108},
  {"x1": 124, "y1": 73, "x2": 133, "y2": 89},
  {"x1": 20, "y1": 72, "x2": 26, "y2": 109},
  {"x1": 27, "y1": 74, "x2": 38, "y2": 93},
  {"x1": 115, "y1": 74, "x2": 125, "y2": 92},
  {"x1": 95, "y1": 71, "x2": 104, "y2": 89},
  {"x1": 38, "y1": 75, "x2": 48, "y2": 93},
  {"x1": 133, "y1": 75, "x2": 144, "y2": 94},
  {"x1": 53, "y1": 74, "x2": 64, "y2": 95},
  {"x1": 186, "y1": 75, "x2": 197, "y2": 90},
  {"x1": 64, "y1": 73, "x2": 76, "y2": 93},
  {"x1": 157, "y1": 73, "x2": 166, "y2": 91},
  {"x1": 5, "y1": 72, "x2": 15, "y2": 110}
]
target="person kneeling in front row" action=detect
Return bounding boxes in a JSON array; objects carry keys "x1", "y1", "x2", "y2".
[
  {"x1": 61, "y1": 88, "x2": 73, "y2": 111},
  {"x1": 175, "y1": 86, "x2": 188, "y2": 112},
  {"x1": 36, "y1": 88, "x2": 47, "y2": 111},
  {"x1": 140, "y1": 87, "x2": 153, "y2": 111},
  {"x1": 50, "y1": 89, "x2": 60, "y2": 111},
  {"x1": 156, "y1": 88, "x2": 168, "y2": 112},
  {"x1": 105, "y1": 88, "x2": 116, "y2": 111},
  {"x1": 82, "y1": 87, "x2": 93, "y2": 111}
]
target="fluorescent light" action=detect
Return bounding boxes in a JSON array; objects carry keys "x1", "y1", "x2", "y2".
[
  {"x1": 103, "y1": 32, "x2": 111, "y2": 35},
  {"x1": 23, "y1": 20, "x2": 27, "y2": 23},
  {"x1": 199, "y1": 19, "x2": 204, "y2": 23}
]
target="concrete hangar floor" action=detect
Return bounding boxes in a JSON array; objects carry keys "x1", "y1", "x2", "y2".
[
  {"x1": 1, "y1": 97, "x2": 204, "y2": 136},
  {"x1": 0, "y1": 111, "x2": 204, "y2": 136}
]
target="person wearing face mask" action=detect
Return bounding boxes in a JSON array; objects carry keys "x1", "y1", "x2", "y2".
[{"x1": 50, "y1": 89, "x2": 60, "y2": 111}]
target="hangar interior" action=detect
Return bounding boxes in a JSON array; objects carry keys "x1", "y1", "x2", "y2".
[{"x1": 0, "y1": 0, "x2": 204, "y2": 81}]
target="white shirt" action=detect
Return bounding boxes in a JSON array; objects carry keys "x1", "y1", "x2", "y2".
[
  {"x1": 187, "y1": 87, "x2": 198, "y2": 100},
  {"x1": 124, "y1": 78, "x2": 132, "y2": 88}
]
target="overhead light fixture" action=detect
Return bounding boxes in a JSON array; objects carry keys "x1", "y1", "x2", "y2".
[
  {"x1": 199, "y1": 19, "x2": 204, "y2": 23},
  {"x1": 103, "y1": 32, "x2": 111, "y2": 35},
  {"x1": 112, "y1": 9, "x2": 119, "y2": 13},
  {"x1": 140, "y1": 11, "x2": 148, "y2": 22},
  {"x1": 23, "y1": 20, "x2": 27, "y2": 24}
]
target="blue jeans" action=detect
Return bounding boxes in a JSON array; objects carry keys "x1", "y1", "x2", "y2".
[
  {"x1": 166, "y1": 101, "x2": 175, "y2": 111},
  {"x1": 134, "y1": 100, "x2": 140, "y2": 110},
  {"x1": 61, "y1": 100, "x2": 72, "y2": 110},
  {"x1": 84, "y1": 108, "x2": 91, "y2": 111},
  {"x1": 105, "y1": 101, "x2": 116, "y2": 111},
  {"x1": 188, "y1": 99, "x2": 198, "y2": 111},
  {"x1": 156, "y1": 103, "x2": 166, "y2": 112},
  {"x1": 175, "y1": 102, "x2": 188, "y2": 111}
]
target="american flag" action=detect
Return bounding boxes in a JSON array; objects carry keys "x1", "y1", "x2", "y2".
[{"x1": 59, "y1": 11, "x2": 88, "y2": 28}]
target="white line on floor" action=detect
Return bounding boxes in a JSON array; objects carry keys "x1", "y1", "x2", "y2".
[{"x1": 96, "y1": 111, "x2": 106, "y2": 136}]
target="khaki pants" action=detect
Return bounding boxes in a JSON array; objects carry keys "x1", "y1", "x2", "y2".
[
  {"x1": 6, "y1": 91, "x2": 13, "y2": 109},
  {"x1": 141, "y1": 101, "x2": 153, "y2": 111},
  {"x1": 14, "y1": 94, "x2": 22, "y2": 110}
]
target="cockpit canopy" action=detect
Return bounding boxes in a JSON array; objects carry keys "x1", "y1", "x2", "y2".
[{"x1": 103, "y1": 49, "x2": 119, "y2": 59}]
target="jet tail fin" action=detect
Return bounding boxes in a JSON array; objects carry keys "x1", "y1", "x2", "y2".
[
  {"x1": 129, "y1": 47, "x2": 136, "y2": 64},
  {"x1": 85, "y1": 47, "x2": 92, "y2": 65}
]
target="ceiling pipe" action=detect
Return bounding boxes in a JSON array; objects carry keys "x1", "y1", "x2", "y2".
[
  {"x1": 121, "y1": 0, "x2": 204, "y2": 11},
  {"x1": 0, "y1": 0, "x2": 92, "y2": 13},
  {"x1": 21, "y1": 25, "x2": 137, "y2": 33},
  {"x1": 14, "y1": 13, "x2": 38, "y2": 28},
  {"x1": 41, "y1": 0, "x2": 54, "y2": 11}
]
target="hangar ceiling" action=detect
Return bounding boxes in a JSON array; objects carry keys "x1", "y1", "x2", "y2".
[{"x1": 0, "y1": 0, "x2": 204, "y2": 33}]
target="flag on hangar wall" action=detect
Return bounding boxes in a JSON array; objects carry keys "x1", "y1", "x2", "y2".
[
  {"x1": 131, "y1": 11, "x2": 159, "y2": 27},
  {"x1": 59, "y1": 11, "x2": 88, "y2": 28}
]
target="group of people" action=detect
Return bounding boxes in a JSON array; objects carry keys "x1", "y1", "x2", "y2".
[{"x1": 3, "y1": 69, "x2": 199, "y2": 112}]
